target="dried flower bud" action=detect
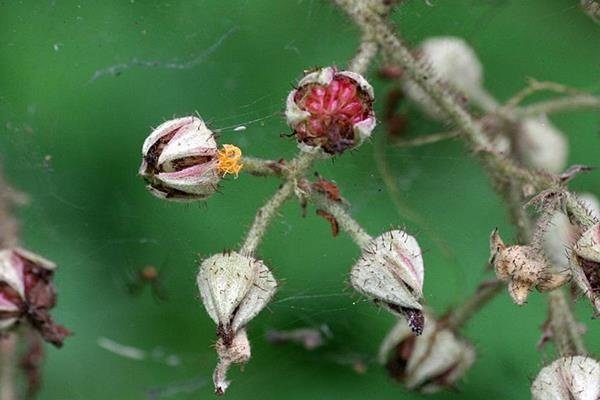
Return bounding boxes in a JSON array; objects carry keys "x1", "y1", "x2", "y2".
[
  {"x1": 378, "y1": 312, "x2": 475, "y2": 393},
  {"x1": 517, "y1": 116, "x2": 568, "y2": 173},
  {"x1": 197, "y1": 251, "x2": 277, "y2": 342},
  {"x1": 139, "y1": 116, "x2": 243, "y2": 201},
  {"x1": 531, "y1": 356, "x2": 600, "y2": 400},
  {"x1": 490, "y1": 230, "x2": 566, "y2": 304},
  {"x1": 285, "y1": 66, "x2": 376, "y2": 155},
  {"x1": 0, "y1": 248, "x2": 70, "y2": 346},
  {"x1": 351, "y1": 230, "x2": 425, "y2": 335},
  {"x1": 403, "y1": 37, "x2": 491, "y2": 119},
  {"x1": 575, "y1": 223, "x2": 600, "y2": 263}
]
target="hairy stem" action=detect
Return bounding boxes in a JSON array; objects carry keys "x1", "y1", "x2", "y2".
[
  {"x1": 547, "y1": 289, "x2": 586, "y2": 356},
  {"x1": 444, "y1": 279, "x2": 503, "y2": 329},
  {"x1": 309, "y1": 193, "x2": 372, "y2": 248},
  {"x1": 241, "y1": 156, "x2": 286, "y2": 177},
  {"x1": 0, "y1": 333, "x2": 18, "y2": 400},
  {"x1": 240, "y1": 151, "x2": 317, "y2": 256}
]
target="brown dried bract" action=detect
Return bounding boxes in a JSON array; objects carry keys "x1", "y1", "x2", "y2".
[{"x1": 316, "y1": 209, "x2": 340, "y2": 237}]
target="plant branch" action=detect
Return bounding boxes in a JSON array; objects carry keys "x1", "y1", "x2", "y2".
[
  {"x1": 307, "y1": 192, "x2": 372, "y2": 248},
  {"x1": 392, "y1": 129, "x2": 460, "y2": 148},
  {"x1": 444, "y1": 279, "x2": 503, "y2": 330},
  {"x1": 240, "y1": 151, "x2": 317, "y2": 256},
  {"x1": 241, "y1": 156, "x2": 287, "y2": 177},
  {"x1": 547, "y1": 289, "x2": 587, "y2": 356},
  {"x1": 518, "y1": 95, "x2": 600, "y2": 117}
]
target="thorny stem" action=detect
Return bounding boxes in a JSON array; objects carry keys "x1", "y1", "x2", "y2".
[
  {"x1": 444, "y1": 279, "x2": 503, "y2": 330},
  {"x1": 240, "y1": 151, "x2": 317, "y2": 256},
  {"x1": 547, "y1": 289, "x2": 587, "y2": 356},
  {"x1": 308, "y1": 192, "x2": 372, "y2": 248},
  {"x1": 0, "y1": 331, "x2": 18, "y2": 400}
]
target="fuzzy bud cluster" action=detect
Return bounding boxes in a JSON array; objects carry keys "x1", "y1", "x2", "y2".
[
  {"x1": 351, "y1": 230, "x2": 425, "y2": 335},
  {"x1": 490, "y1": 230, "x2": 567, "y2": 304},
  {"x1": 139, "y1": 116, "x2": 242, "y2": 202},
  {"x1": 531, "y1": 356, "x2": 600, "y2": 399},
  {"x1": 285, "y1": 67, "x2": 376, "y2": 155},
  {"x1": 0, "y1": 248, "x2": 70, "y2": 346},
  {"x1": 197, "y1": 251, "x2": 277, "y2": 394},
  {"x1": 378, "y1": 312, "x2": 475, "y2": 393}
]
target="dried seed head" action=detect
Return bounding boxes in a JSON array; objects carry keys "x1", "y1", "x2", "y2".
[
  {"x1": 378, "y1": 312, "x2": 475, "y2": 393},
  {"x1": 403, "y1": 37, "x2": 485, "y2": 119},
  {"x1": 351, "y1": 230, "x2": 425, "y2": 334},
  {"x1": 518, "y1": 116, "x2": 568, "y2": 173},
  {"x1": 0, "y1": 248, "x2": 70, "y2": 346},
  {"x1": 139, "y1": 116, "x2": 243, "y2": 201},
  {"x1": 197, "y1": 251, "x2": 277, "y2": 342},
  {"x1": 285, "y1": 67, "x2": 376, "y2": 155},
  {"x1": 490, "y1": 230, "x2": 562, "y2": 304},
  {"x1": 531, "y1": 356, "x2": 600, "y2": 400}
]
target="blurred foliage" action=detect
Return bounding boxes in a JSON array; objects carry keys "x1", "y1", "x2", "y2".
[{"x1": 0, "y1": 1, "x2": 599, "y2": 399}]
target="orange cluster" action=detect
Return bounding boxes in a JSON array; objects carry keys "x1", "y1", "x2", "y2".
[{"x1": 217, "y1": 144, "x2": 243, "y2": 177}]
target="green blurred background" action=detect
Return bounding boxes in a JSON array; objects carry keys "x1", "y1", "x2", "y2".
[{"x1": 1, "y1": 1, "x2": 599, "y2": 399}]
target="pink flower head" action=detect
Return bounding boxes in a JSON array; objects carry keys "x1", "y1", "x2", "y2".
[
  {"x1": 139, "y1": 116, "x2": 220, "y2": 202},
  {"x1": 285, "y1": 67, "x2": 376, "y2": 155},
  {"x1": 0, "y1": 248, "x2": 70, "y2": 347}
]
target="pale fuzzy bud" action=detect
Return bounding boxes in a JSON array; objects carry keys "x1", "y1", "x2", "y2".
[
  {"x1": 139, "y1": 116, "x2": 220, "y2": 201},
  {"x1": 197, "y1": 251, "x2": 277, "y2": 342},
  {"x1": 0, "y1": 248, "x2": 70, "y2": 346},
  {"x1": 351, "y1": 230, "x2": 425, "y2": 335},
  {"x1": 581, "y1": 0, "x2": 600, "y2": 24},
  {"x1": 403, "y1": 37, "x2": 492, "y2": 119},
  {"x1": 531, "y1": 356, "x2": 600, "y2": 400},
  {"x1": 378, "y1": 312, "x2": 475, "y2": 393},
  {"x1": 285, "y1": 66, "x2": 376, "y2": 155},
  {"x1": 544, "y1": 193, "x2": 600, "y2": 269},
  {"x1": 213, "y1": 329, "x2": 251, "y2": 395},
  {"x1": 575, "y1": 223, "x2": 600, "y2": 263},
  {"x1": 518, "y1": 116, "x2": 568, "y2": 173},
  {"x1": 490, "y1": 230, "x2": 565, "y2": 304}
]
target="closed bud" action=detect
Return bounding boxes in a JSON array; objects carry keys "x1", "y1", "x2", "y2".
[
  {"x1": 570, "y1": 221, "x2": 600, "y2": 314},
  {"x1": 285, "y1": 66, "x2": 376, "y2": 155},
  {"x1": 545, "y1": 193, "x2": 600, "y2": 269},
  {"x1": 490, "y1": 230, "x2": 566, "y2": 304},
  {"x1": 351, "y1": 230, "x2": 425, "y2": 335},
  {"x1": 518, "y1": 116, "x2": 568, "y2": 173},
  {"x1": 378, "y1": 312, "x2": 475, "y2": 393},
  {"x1": 531, "y1": 356, "x2": 600, "y2": 400},
  {"x1": 403, "y1": 37, "x2": 493, "y2": 119},
  {"x1": 197, "y1": 252, "x2": 276, "y2": 394},
  {"x1": 581, "y1": 0, "x2": 600, "y2": 24},
  {"x1": 139, "y1": 116, "x2": 243, "y2": 202},
  {"x1": 197, "y1": 251, "x2": 277, "y2": 343},
  {"x1": 0, "y1": 248, "x2": 70, "y2": 346}
]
